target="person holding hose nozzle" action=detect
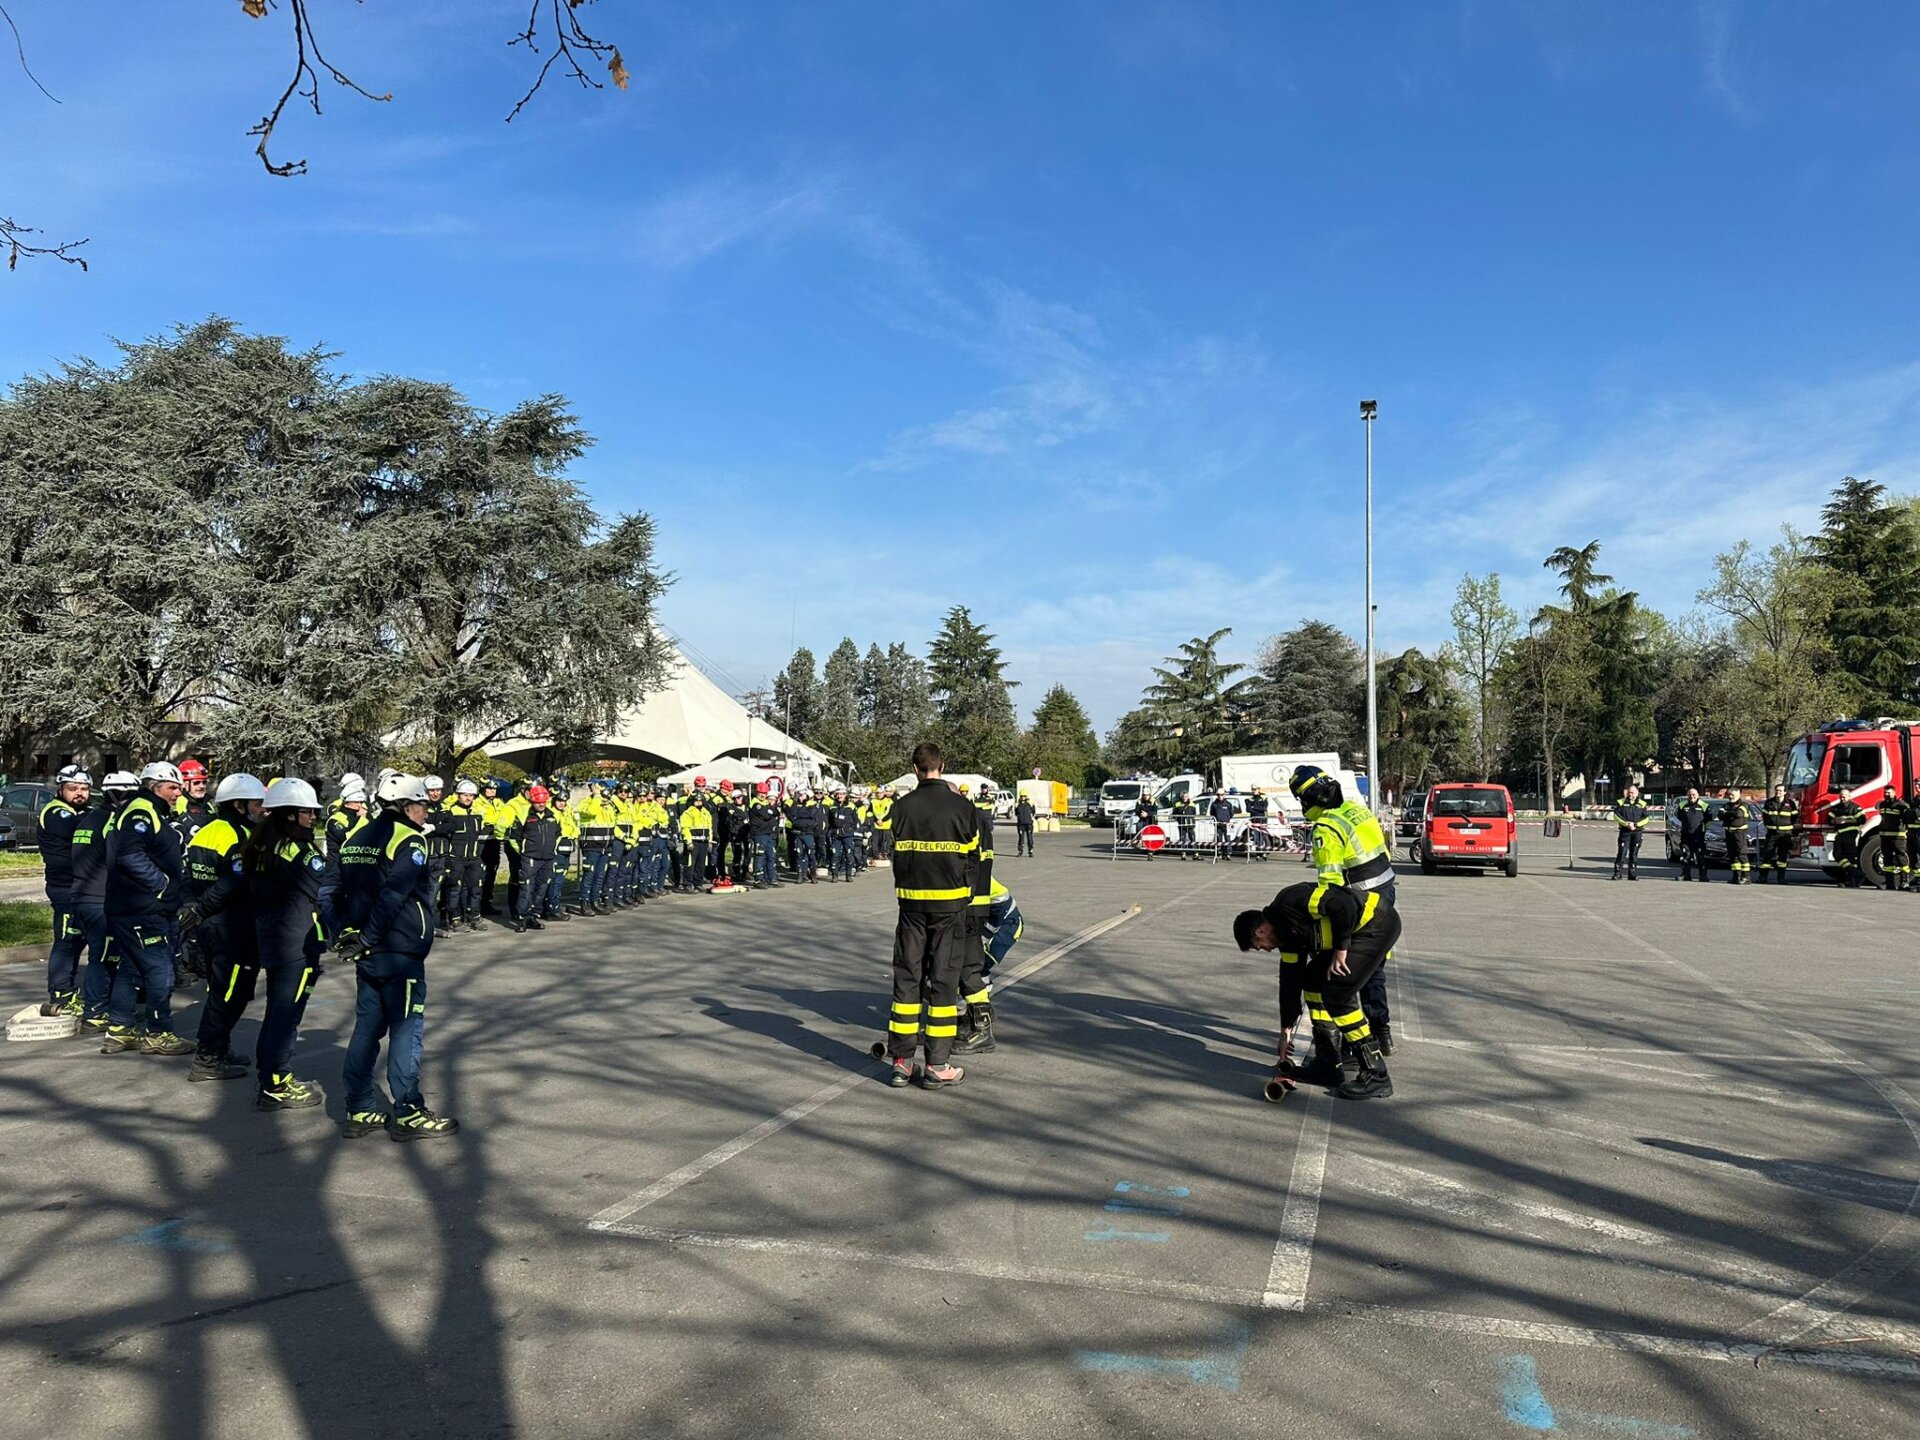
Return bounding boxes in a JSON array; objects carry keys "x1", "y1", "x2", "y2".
[{"x1": 1233, "y1": 879, "x2": 1400, "y2": 1101}]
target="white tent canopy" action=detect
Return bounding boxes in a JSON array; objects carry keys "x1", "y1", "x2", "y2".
[
  {"x1": 656, "y1": 756, "x2": 785, "y2": 788},
  {"x1": 883, "y1": 771, "x2": 997, "y2": 795},
  {"x1": 482, "y1": 644, "x2": 839, "y2": 782}
]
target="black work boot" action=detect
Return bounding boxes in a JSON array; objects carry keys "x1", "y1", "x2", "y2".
[
  {"x1": 955, "y1": 1005, "x2": 997, "y2": 1055},
  {"x1": 1334, "y1": 1039, "x2": 1393, "y2": 1100},
  {"x1": 1375, "y1": 1020, "x2": 1394, "y2": 1057},
  {"x1": 1298, "y1": 1025, "x2": 1345, "y2": 1086},
  {"x1": 188, "y1": 1050, "x2": 249, "y2": 1083}
]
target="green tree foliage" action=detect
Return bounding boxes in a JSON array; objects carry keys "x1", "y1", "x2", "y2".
[
  {"x1": 927, "y1": 606, "x2": 1020, "y2": 779},
  {"x1": 1019, "y1": 684, "x2": 1101, "y2": 787},
  {"x1": 1376, "y1": 648, "x2": 1468, "y2": 796},
  {"x1": 1696, "y1": 531, "x2": 1849, "y2": 782},
  {"x1": 0, "y1": 319, "x2": 671, "y2": 777},
  {"x1": 1495, "y1": 611, "x2": 1595, "y2": 810},
  {"x1": 812, "y1": 638, "x2": 865, "y2": 765},
  {"x1": 1253, "y1": 621, "x2": 1363, "y2": 756},
  {"x1": 861, "y1": 641, "x2": 936, "y2": 778},
  {"x1": 773, "y1": 647, "x2": 822, "y2": 746},
  {"x1": 1448, "y1": 573, "x2": 1518, "y2": 780},
  {"x1": 1102, "y1": 706, "x2": 1161, "y2": 776},
  {"x1": 1139, "y1": 628, "x2": 1254, "y2": 775},
  {"x1": 1810, "y1": 476, "x2": 1920, "y2": 711}
]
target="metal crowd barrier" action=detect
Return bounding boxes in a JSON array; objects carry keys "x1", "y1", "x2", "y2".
[{"x1": 1111, "y1": 815, "x2": 1300, "y2": 862}]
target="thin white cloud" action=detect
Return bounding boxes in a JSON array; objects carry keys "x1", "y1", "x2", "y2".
[
  {"x1": 1698, "y1": 0, "x2": 1756, "y2": 121},
  {"x1": 632, "y1": 172, "x2": 841, "y2": 270}
]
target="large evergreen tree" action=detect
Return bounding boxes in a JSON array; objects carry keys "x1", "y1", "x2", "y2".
[
  {"x1": 1811, "y1": 476, "x2": 1920, "y2": 710},
  {"x1": 1376, "y1": 647, "x2": 1468, "y2": 797},
  {"x1": 862, "y1": 641, "x2": 936, "y2": 777},
  {"x1": 926, "y1": 606, "x2": 1019, "y2": 779},
  {"x1": 1139, "y1": 628, "x2": 1253, "y2": 775},
  {"x1": 1253, "y1": 621, "x2": 1364, "y2": 756},
  {"x1": 813, "y1": 638, "x2": 865, "y2": 767},
  {"x1": 1020, "y1": 684, "x2": 1101, "y2": 787},
  {"x1": 1103, "y1": 707, "x2": 1161, "y2": 775},
  {"x1": 773, "y1": 647, "x2": 822, "y2": 746}
]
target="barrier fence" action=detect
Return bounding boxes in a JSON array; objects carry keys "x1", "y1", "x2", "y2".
[{"x1": 1110, "y1": 814, "x2": 1301, "y2": 862}]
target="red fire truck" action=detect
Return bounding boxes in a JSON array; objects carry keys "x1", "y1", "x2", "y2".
[{"x1": 1782, "y1": 718, "x2": 1920, "y2": 884}]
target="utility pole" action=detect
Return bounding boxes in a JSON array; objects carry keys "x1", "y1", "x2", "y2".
[{"x1": 1361, "y1": 399, "x2": 1380, "y2": 813}]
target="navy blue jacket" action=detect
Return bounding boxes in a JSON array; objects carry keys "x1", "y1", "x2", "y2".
[
  {"x1": 104, "y1": 790, "x2": 184, "y2": 920},
  {"x1": 338, "y1": 812, "x2": 436, "y2": 958}
]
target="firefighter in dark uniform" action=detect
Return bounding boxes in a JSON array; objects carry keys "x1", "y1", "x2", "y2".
[
  {"x1": 885, "y1": 743, "x2": 980, "y2": 1088},
  {"x1": 242, "y1": 777, "x2": 332, "y2": 1110},
  {"x1": 423, "y1": 775, "x2": 453, "y2": 934},
  {"x1": 179, "y1": 773, "x2": 269, "y2": 1083},
  {"x1": 1826, "y1": 791, "x2": 1866, "y2": 888},
  {"x1": 828, "y1": 790, "x2": 860, "y2": 880},
  {"x1": 36, "y1": 764, "x2": 94, "y2": 1017},
  {"x1": 336, "y1": 774, "x2": 458, "y2": 1140},
  {"x1": 1672, "y1": 787, "x2": 1711, "y2": 881},
  {"x1": 1875, "y1": 786, "x2": 1911, "y2": 891},
  {"x1": 1291, "y1": 765, "x2": 1397, "y2": 1054},
  {"x1": 1133, "y1": 794, "x2": 1158, "y2": 858},
  {"x1": 1757, "y1": 785, "x2": 1796, "y2": 884},
  {"x1": 1245, "y1": 787, "x2": 1273, "y2": 860},
  {"x1": 509, "y1": 785, "x2": 561, "y2": 930},
  {"x1": 173, "y1": 758, "x2": 215, "y2": 842},
  {"x1": 955, "y1": 785, "x2": 998, "y2": 1052},
  {"x1": 1172, "y1": 793, "x2": 1199, "y2": 856},
  {"x1": 1235, "y1": 880, "x2": 1400, "y2": 1100},
  {"x1": 679, "y1": 789, "x2": 716, "y2": 893},
  {"x1": 1722, "y1": 789, "x2": 1755, "y2": 885},
  {"x1": 102, "y1": 761, "x2": 192, "y2": 1057},
  {"x1": 75, "y1": 772, "x2": 137, "y2": 1030},
  {"x1": 790, "y1": 790, "x2": 826, "y2": 882},
  {"x1": 1609, "y1": 784, "x2": 1652, "y2": 881},
  {"x1": 444, "y1": 779, "x2": 488, "y2": 929}
]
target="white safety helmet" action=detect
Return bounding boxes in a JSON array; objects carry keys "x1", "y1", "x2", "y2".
[
  {"x1": 140, "y1": 760, "x2": 184, "y2": 787},
  {"x1": 384, "y1": 775, "x2": 430, "y2": 805},
  {"x1": 57, "y1": 764, "x2": 93, "y2": 787},
  {"x1": 213, "y1": 773, "x2": 268, "y2": 805},
  {"x1": 456, "y1": 779, "x2": 479, "y2": 797},
  {"x1": 376, "y1": 771, "x2": 422, "y2": 804},
  {"x1": 102, "y1": 770, "x2": 140, "y2": 793},
  {"x1": 425, "y1": 774, "x2": 445, "y2": 791},
  {"x1": 264, "y1": 777, "x2": 321, "y2": 810},
  {"x1": 339, "y1": 771, "x2": 364, "y2": 790},
  {"x1": 338, "y1": 777, "x2": 368, "y2": 804}
]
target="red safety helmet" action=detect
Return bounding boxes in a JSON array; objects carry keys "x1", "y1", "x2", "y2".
[
  {"x1": 720, "y1": 779, "x2": 734, "y2": 792},
  {"x1": 695, "y1": 775, "x2": 708, "y2": 787},
  {"x1": 178, "y1": 758, "x2": 208, "y2": 779},
  {"x1": 528, "y1": 784, "x2": 551, "y2": 805}
]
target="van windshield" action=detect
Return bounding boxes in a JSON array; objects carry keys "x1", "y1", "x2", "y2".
[
  {"x1": 1430, "y1": 787, "x2": 1507, "y2": 818},
  {"x1": 1102, "y1": 783, "x2": 1141, "y2": 801}
]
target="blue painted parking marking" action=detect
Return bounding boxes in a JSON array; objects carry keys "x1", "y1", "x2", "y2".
[
  {"x1": 1076, "y1": 1322, "x2": 1250, "y2": 1391},
  {"x1": 119, "y1": 1218, "x2": 231, "y2": 1254},
  {"x1": 1500, "y1": 1354, "x2": 1695, "y2": 1436},
  {"x1": 1082, "y1": 1223, "x2": 1171, "y2": 1244}
]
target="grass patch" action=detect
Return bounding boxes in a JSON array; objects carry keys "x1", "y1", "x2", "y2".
[
  {"x1": 0, "y1": 850, "x2": 44, "y2": 872},
  {"x1": 0, "y1": 901, "x2": 53, "y2": 949}
]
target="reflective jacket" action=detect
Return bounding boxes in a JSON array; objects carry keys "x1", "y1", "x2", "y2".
[
  {"x1": 890, "y1": 779, "x2": 980, "y2": 912},
  {"x1": 185, "y1": 815, "x2": 257, "y2": 965},
  {"x1": 338, "y1": 812, "x2": 436, "y2": 958},
  {"x1": 68, "y1": 800, "x2": 117, "y2": 907},
  {"x1": 249, "y1": 831, "x2": 333, "y2": 967},
  {"x1": 1307, "y1": 799, "x2": 1393, "y2": 900},
  {"x1": 679, "y1": 802, "x2": 715, "y2": 844},
  {"x1": 105, "y1": 790, "x2": 184, "y2": 920},
  {"x1": 440, "y1": 800, "x2": 488, "y2": 862},
  {"x1": 513, "y1": 805, "x2": 563, "y2": 862},
  {"x1": 38, "y1": 797, "x2": 84, "y2": 905},
  {"x1": 1759, "y1": 798, "x2": 1797, "y2": 836},
  {"x1": 872, "y1": 794, "x2": 894, "y2": 832},
  {"x1": 1674, "y1": 798, "x2": 1711, "y2": 838},
  {"x1": 1611, "y1": 800, "x2": 1653, "y2": 831}
]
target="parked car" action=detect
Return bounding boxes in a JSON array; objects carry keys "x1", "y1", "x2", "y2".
[
  {"x1": 1416, "y1": 782, "x2": 1518, "y2": 877},
  {"x1": 1395, "y1": 790, "x2": 1428, "y2": 846},
  {"x1": 0, "y1": 781, "x2": 56, "y2": 849},
  {"x1": 1662, "y1": 796, "x2": 1761, "y2": 868}
]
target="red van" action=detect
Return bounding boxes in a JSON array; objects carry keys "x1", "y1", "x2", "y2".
[{"x1": 1417, "y1": 783, "x2": 1518, "y2": 877}]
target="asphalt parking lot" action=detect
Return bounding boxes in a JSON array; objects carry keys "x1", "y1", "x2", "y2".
[{"x1": 1, "y1": 828, "x2": 1917, "y2": 1438}]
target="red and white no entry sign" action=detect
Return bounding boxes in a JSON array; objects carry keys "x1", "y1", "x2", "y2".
[{"x1": 1138, "y1": 824, "x2": 1167, "y2": 851}]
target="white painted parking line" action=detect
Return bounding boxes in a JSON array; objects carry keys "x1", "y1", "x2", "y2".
[
  {"x1": 1262, "y1": 1088, "x2": 1331, "y2": 1312},
  {"x1": 587, "y1": 905, "x2": 1143, "y2": 1232}
]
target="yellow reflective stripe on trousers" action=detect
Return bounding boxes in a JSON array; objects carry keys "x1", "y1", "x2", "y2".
[
  {"x1": 896, "y1": 886, "x2": 972, "y2": 901},
  {"x1": 1359, "y1": 892, "x2": 1380, "y2": 930},
  {"x1": 963, "y1": 988, "x2": 990, "y2": 1005},
  {"x1": 296, "y1": 967, "x2": 314, "y2": 1002},
  {"x1": 224, "y1": 965, "x2": 243, "y2": 1003}
]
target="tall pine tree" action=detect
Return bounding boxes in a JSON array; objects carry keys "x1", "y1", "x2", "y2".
[
  {"x1": 927, "y1": 606, "x2": 1019, "y2": 779},
  {"x1": 1021, "y1": 684, "x2": 1101, "y2": 787},
  {"x1": 773, "y1": 647, "x2": 822, "y2": 745},
  {"x1": 1254, "y1": 621, "x2": 1364, "y2": 755},
  {"x1": 1811, "y1": 476, "x2": 1920, "y2": 711}
]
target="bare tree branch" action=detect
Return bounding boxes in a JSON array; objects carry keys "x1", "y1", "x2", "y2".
[
  {"x1": 2, "y1": 216, "x2": 87, "y2": 271},
  {"x1": 505, "y1": 0, "x2": 627, "y2": 124},
  {"x1": 0, "y1": 1, "x2": 58, "y2": 101},
  {"x1": 246, "y1": 0, "x2": 392, "y2": 178}
]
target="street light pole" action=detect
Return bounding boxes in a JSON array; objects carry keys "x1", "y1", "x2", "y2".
[{"x1": 1361, "y1": 399, "x2": 1380, "y2": 813}]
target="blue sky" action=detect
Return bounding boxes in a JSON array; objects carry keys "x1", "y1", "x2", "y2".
[{"x1": 5, "y1": 1, "x2": 1920, "y2": 730}]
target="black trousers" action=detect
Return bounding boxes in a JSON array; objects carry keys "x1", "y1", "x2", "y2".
[
  {"x1": 1727, "y1": 832, "x2": 1752, "y2": 878},
  {"x1": 1679, "y1": 832, "x2": 1707, "y2": 878},
  {"x1": 450, "y1": 858, "x2": 482, "y2": 919},
  {"x1": 1613, "y1": 829, "x2": 1643, "y2": 875},
  {"x1": 428, "y1": 857, "x2": 449, "y2": 921},
  {"x1": 516, "y1": 857, "x2": 555, "y2": 919},
  {"x1": 1762, "y1": 833, "x2": 1792, "y2": 873},
  {"x1": 1291, "y1": 910, "x2": 1401, "y2": 1051},
  {"x1": 195, "y1": 948, "x2": 258, "y2": 1057},
  {"x1": 888, "y1": 908, "x2": 968, "y2": 1065},
  {"x1": 1882, "y1": 834, "x2": 1908, "y2": 884},
  {"x1": 684, "y1": 840, "x2": 709, "y2": 889},
  {"x1": 959, "y1": 907, "x2": 990, "y2": 1009},
  {"x1": 1016, "y1": 823, "x2": 1034, "y2": 855}
]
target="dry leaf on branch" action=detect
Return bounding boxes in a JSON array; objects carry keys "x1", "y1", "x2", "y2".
[
  {"x1": 242, "y1": 0, "x2": 269, "y2": 18},
  {"x1": 608, "y1": 48, "x2": 630, "y2": 90}
]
